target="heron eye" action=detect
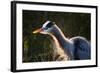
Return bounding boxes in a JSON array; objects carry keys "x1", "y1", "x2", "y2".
[{"x1": 44, "y1": 27, "x2": 48, "y2": 30}]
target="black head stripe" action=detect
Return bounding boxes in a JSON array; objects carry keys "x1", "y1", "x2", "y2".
[{"x1": 46, "y1": 21, "x2": 54, "y2": 28}]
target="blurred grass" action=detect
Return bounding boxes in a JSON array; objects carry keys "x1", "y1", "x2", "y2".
[{"x1": 22, "y1": 10, "x2": 90, "y2": 62}]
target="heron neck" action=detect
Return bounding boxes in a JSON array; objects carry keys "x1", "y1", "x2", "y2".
[
  {"x1": 48, "y1": 25, "x2": 73, "y2": 59},
  {"x1": 51, "y1": 25, "x2": 69, "y2": 47}
]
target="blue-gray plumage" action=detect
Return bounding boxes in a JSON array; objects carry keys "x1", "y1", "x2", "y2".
[{"x1": 33, "y1": 21, "x2": 91, "y2": 61}]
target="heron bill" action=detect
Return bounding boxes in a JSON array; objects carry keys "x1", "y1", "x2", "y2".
[{"x1": 33, "y1": 28, "x2": 42, "y2": 34}]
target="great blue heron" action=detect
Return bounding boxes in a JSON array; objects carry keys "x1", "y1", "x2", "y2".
[{"x1": 33, "y1": 21, "x2": 91, "y2": 61}]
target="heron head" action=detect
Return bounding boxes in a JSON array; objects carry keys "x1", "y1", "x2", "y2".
[{"x1": 33, "y1": 21, "x2": 55, "y2": 34}]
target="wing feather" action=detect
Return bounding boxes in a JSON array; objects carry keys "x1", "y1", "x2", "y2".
[{"x1": 70, "y1": 36, "x2": 91, "y2": 60}]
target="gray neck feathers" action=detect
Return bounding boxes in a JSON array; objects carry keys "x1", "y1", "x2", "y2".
[
  {"x1": 50, "y1": 25, "x2": 74, "y2": 59},
  {"x1": 51, "y1": 25, "x2": 69, "y2": 47}
]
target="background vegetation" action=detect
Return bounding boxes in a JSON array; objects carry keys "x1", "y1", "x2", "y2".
[{"x1": 23, "y1": 10, "x2": 90, "y2": 62}]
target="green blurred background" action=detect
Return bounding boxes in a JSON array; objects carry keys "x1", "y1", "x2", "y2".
[{"x1": 23, "y1": 10, "x2": 91, "y2": 62}]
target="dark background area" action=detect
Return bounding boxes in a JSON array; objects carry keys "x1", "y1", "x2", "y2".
[{"x1": 23, "y1": 10, "x2": 91, "y2": 62}]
